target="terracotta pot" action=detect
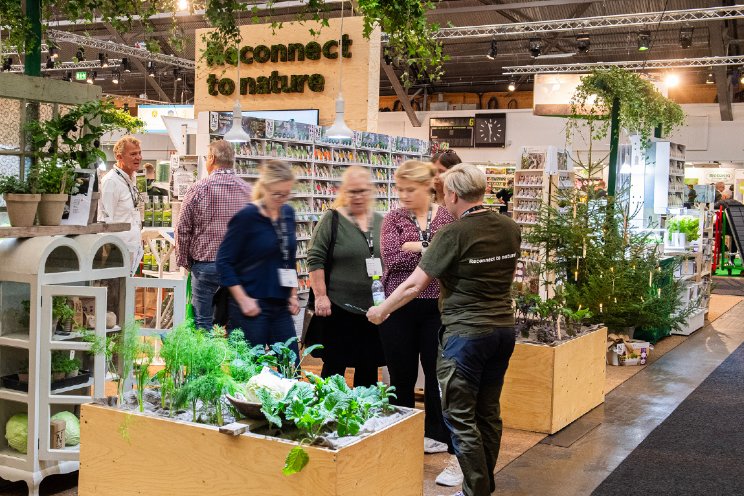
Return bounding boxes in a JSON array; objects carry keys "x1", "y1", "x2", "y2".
[
  {"x1": 3, "y1": 193, "x2": 41, "y2": 227},
  {"x1": 52, "y1": 371, "x2": 65, "y2": 382},
  {"x1": 88, "y1": 192, "x2": 100, "y2": 225},
  {"x1": 18, "y1": 373, "x2": 29, "y2": 383},
  {"x1": 66, "y1": 369, "x2": 79, "y2": 379},
  {"x1": 38, "y1": 193, "x2": 69, "y2": 226}
]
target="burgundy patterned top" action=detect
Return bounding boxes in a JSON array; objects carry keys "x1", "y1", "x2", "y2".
[{"x1": 381, "y1": 205, "x2": 455, "y2": 298}]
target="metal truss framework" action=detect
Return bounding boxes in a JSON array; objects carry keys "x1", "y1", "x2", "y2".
[
  {"x1": 46, "y1": 29, "x2": 194, "y2": 69},
  {"x1": 5, "y1": 60, "x2": 124, "y2": 73},
  {"x1": 433, "y1": 5, "x2": 744, "y2": 39},
  {"x1": 502, "y1": 55, "x2": 744, "y2": 74}
]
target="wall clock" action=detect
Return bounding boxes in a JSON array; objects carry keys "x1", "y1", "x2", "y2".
[{"x1": 474, "y1": 113, "x2": 506, "y2": 148}]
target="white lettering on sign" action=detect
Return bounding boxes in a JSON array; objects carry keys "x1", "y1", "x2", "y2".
[{"x1": 468, "y1": 252, "x2": 518, "y2": 264}]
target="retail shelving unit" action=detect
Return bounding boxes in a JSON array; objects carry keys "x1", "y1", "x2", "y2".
[
  {"x1": 513, "y1": 147, "x2": 575, "y2": 296},
  {"x1": 204, "y1": 114, "x2": 431, "y2": 294},
  {"x1": 0, "y1": 234, "x2": 129, "y2": 496},
  {"x1": 648, "y1": 141, "x2": 686, "y2": 214},
  {"x1": 475, "y1": 162, "x2": 516, "y2": 210}
]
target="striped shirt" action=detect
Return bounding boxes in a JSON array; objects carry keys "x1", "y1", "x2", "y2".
[{"x1": 176, "y1": 169, "x2": 252, "y2": 269}]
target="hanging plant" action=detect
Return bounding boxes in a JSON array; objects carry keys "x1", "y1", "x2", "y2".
[
  {"x1": 0, "y1": 0, "x2": 33, "y2": 54},
  {"x1": 568, "y1": 67, "x2": 685, "y2": 149},
  {"x1": 357, "y1": 0, "x2": 446, "y2": 88}
]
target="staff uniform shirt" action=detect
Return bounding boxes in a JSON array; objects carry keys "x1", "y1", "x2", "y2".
[
  {"x1": 419, "y1": 210, "x2": 521, "y2": 331},
  {"x1": 176, "y1": 169, "x2": 252, "y2": 269},
  {"x1": 98, "y1": 167, "x2": 142, "y2": 255},
  {"x1": 216, "y1": 204, "x2": 297, "y2": 300}
]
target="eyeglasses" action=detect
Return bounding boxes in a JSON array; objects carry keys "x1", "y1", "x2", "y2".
[
  {"x1": 270, "y1": 191, "x2": 293, "y2": 200},
  {"x1": 347, "y1": 189, "x2": 371, "y2": 197}
]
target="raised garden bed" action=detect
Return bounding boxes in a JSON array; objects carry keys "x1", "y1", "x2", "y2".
[
  {"x1": 78, "y1": 403, "x2": 424, "y2": 496},
  {"x1": 501, "y1": 326, "x2": 608, "y2": 434}
]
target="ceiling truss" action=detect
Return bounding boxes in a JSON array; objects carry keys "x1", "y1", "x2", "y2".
[{"x1": 502, "y1": 55, "x2": 744, "y2": 74}]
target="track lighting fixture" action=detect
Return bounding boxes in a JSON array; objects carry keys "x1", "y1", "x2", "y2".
[
  {"x1": 383, "y1": 47, "x2": 393, "y2": 65},
  {"x1": 486, "y1": 38, "x2": 497, "y2": 60},
  {"x1": 64, "y1": 71, "x2": 73, "y2": 82},
  {"x1": 679, "y1": 27, "x2": 694, "y2": 49},
  {"x1": 576, "y1": 34, "x2": 590, "y2": 54},
  {"x1": 507, "y1": 80, "x2": 516, "y2": 92},
  {"x1": 112, "y1": 71, "x2": 120, "y2": 84},
  {"x1": 45, "y1": 57, "x2": 55, "y2": 69},
  {"x1": 1, "y1": 57, "x2": 12, "y2": 72},
  {"x1": 48, "y1": 46, "x2": 59, "y2": 60},
  {"x1": 665, "y1": 73, "x2": 680, "y2": 88},
  {"x1": 529, "y1": 39, "x2": 542, "y2": 58},
  {"x1": 174, "y1": 67, "x2": 182, "y2": 81},
  {"x1": 147, "y1": 61, "x2": 156, "y2": 77},
  {"x1": 86, "y1": 72, "x2": 93, "y2": 84},
  {"x1": 705, "y1": 73, "x2": 714, "y2": 85},
  {"x1": 637, "y1": 31, "x2": 651, "y2": 51},
  {"x1": 121, "y1": 57, "x2": 131, "y2": 73},
  {"x1": 75, "y1": 47, "x2": 85, "y2": 62},
  {"x1": 99, "y1": 52, "x2": 109, "y2": 68}
]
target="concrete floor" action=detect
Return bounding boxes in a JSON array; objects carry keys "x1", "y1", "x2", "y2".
[{"x1": 2, "y1": 298, "x2": 742, "y2": 496}]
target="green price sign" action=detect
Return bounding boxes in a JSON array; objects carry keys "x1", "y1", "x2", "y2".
[{"x1": 75, "y1": 71, "x2": 87, "y2": 81}]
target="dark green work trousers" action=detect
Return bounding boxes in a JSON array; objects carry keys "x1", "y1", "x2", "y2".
[{"x1": 437, "y1": 326, "x2": 516, "y2": 496}]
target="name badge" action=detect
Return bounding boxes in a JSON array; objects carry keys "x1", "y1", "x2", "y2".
[
  {"x1": 278, "y1": 269, "x2": 299, "y2": 288},
  {"x1": 366, "y1": 257, "x2": 383, "y2": 277}
]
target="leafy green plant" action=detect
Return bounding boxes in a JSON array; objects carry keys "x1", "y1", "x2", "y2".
[
  {"x1": 116, "y1": 321, "x2": 144, "y2": 406},
  {"x1": 134, "y1": 340, "x2": 155, "y2": 413},
  {"x1": 666, "y1": 215, "x2": 699, "y2": 242},
  {"x1": 26, "y1": 99, "x2": 144, "y2": 168},
  {"x1": 561, "y1": 307, "x2": 593, "y2": 337},
  {"x1": 51, "y1": 351, "x2": 68, "y2": 374},
  {"x1": 0, "y1": 175, "x2": 35, "y2": 195},
  {"x1": 52, "y1": 297, "x2": 75, "y2": 326},
  {"x1": 35, "y1": 158, "x2": 76, "y2": 195},
  {"x1": 568, "y1": 67, "x2": 685, "y2": 149}
]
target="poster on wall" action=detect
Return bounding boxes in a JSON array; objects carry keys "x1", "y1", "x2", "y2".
[{"x1": 137, "y1": 105, "x2": 194, "y2": 133}]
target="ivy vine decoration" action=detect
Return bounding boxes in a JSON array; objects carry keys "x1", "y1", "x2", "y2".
[
  {"x1": 357, "y1": 0, "x2": 447, "y2": 88},
  {"x1": 567, "y1": 67, "x2": 685, "y2": 149},
  {"x1": 0, "y1": 0, "x2": 34, "y2": 54},
  {"x1": 25, "y1": 99, "x2": 144, "y2": 167}
]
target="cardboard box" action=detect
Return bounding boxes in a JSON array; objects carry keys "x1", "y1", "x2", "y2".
[{"x1": 606, "y1": 340, "x2": 652, "y2": 366}]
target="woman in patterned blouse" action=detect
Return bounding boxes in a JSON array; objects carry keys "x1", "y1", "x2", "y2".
[{"x1": 380, "y1": 160, "x2": 455, "y2": 455}]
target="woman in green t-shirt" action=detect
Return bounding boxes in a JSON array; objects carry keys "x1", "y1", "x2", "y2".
[{"x1": 307, "y1": 166, "x2": 385, "y2": 386}]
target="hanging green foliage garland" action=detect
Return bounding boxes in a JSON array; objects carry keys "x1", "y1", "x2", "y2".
[{"x1": 568, "y1": 67, "x2": 685, "y2": 149}]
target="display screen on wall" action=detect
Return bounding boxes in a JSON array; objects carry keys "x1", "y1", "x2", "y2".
[
  {"x1": 138, "y1": 105, "x2": 195, "y2": 133},
  {"x1": 429, "y1": 117, "x2": 474, "y2": 148},
  {"x1": 243, "y1": 109, "x2": 318, "y2": 125}
]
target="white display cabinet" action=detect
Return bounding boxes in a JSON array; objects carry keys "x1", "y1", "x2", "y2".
[
  {"x1": 646, "y1": 141, "x2": 686, "y2": 215},
  {"x1": 0, "y1": 234, "x2": 129, "y2": 496}
]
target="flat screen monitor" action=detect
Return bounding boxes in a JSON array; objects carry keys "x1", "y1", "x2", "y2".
[{"x1": 241, "y1": 109, "x2": 319, "y2": 126}]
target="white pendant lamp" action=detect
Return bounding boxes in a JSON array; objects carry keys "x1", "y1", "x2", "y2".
[
  {"x1": 325, "y1": 2, "x2": 353, "y2": 140},
  {"x1": 223, "y1": 42, "x2": 251, "y2": 143}
]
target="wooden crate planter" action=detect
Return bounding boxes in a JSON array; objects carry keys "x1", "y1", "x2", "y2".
[
  {"x1": 78, "y1": 404, "x2": 424, "y2": 496},
  {"x1": 501, "y1": 326, "x2": 607, "y2": 434}
]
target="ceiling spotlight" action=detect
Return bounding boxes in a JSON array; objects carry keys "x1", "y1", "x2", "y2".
[
  {"x1": 64, "y1": 71, "x2": 73, "y2": 82},
  {"x1": 383, "y1": 47, "x2": 393, "y2": 65},
  {"x1": 75, "y1": 47, "x2": 85, "y2": 62},
  {"x1": 121, "y1": 57, "x2": 131, "y2": 73},
  {"x1": 740, "y1": 73, "x2": 744, "y2": 85},
  {"x1": 1, "y1": 57, "x2": 12, "y2": 72},
  {"x1": 486, "y1": 38, "x2": 497, "y2": 60},
  {"x1": 174, "y1": 67, "x2": 182, "y2": 81},
  {"x1": 679, "y1": 27, "x2": 694, "y2": 49},
  {"x1": 576, "y1": 34, "x2": 590, "y2": 54},
  {"x1": 147, "y1": 61, "x2": 156, "y2": 77},
  {"x1": 637, "y1": 31, "x2": 651, "y2": 51},
  {"x1": 529, "y1": 39, "x2": 542, "y2": 58},
  {"x1": 112, "y1": 71, "x2": 120, "y2": 84},
  {"x1": 99, "y1": 52, "x2": 109, "y2": 68},
  {"x1": 45, "y1": 57, "x2": 55, "y2": 69},
  {"x1": 507, "y1": 80, "x2": 516, "y2": 92},
  {"x1": 48, "y1": 46, "x2": 59, "y2": 60},
  {"x1": 86, "y1": 72, "x2": 93, "y2": 84},
  {"x1": 178, "y1": 0, "x2": 189, "y2": 10},
  {"x1": 665, "y1": 73, "x2": 680, "y2": 88},
  {"x1": 705, "y1": 73, "x2": 714, "y2": 85}
]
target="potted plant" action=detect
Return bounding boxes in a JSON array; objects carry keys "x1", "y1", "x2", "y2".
[
  {"x1": 51, "y1": 351, "x2": 68, "y2": 382},
  {"x1": 666, "y1": 215, "x2": 699, "y2": 249},
  {"x1": 0, "y1": 174, "x2": 40, "y2": 227},
  {"x1": 52, "y1": 296, "x2": 75, "y2": 334},
  {"x1": 35, "y1": 158, "x2": 76, "y2": 226},
  {"x1": 64, "y1": 356, "x2": 82, "y2": 379}
]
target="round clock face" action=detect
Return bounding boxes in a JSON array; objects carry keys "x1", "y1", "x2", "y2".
[{"x1": 477, "y1": 118, "x2": 504, "y2": 143}]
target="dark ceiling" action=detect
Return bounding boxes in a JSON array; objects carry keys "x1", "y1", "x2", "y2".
[{"x1": 5, "y1": 0, "x2": 741, "y2": 103}]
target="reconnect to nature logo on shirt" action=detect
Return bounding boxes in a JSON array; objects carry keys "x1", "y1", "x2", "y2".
[{"x1": 468, "y1": 252, "x2": 518, "y2": 264}]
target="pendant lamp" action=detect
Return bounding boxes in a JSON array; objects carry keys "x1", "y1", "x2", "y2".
[
  {"x1": 325, "y1": 2, "x2": 353, "y2": 140},
  {"x1": 223, "y1": 42, "x2": 251, "y2": 143}
]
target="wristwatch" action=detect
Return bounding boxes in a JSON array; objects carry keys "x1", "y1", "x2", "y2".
[{"x1": 421, "y1": 241, "x2": 429, "y2": 254}]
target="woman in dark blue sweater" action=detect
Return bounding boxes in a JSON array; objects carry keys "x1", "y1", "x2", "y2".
[{"x1": 216, "y1": 160, "x2": 300, "y2": 355}]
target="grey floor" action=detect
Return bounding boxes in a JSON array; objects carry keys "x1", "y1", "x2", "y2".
[{"x1": 490, "y1": 301, "x2": 744, "y2": 496}]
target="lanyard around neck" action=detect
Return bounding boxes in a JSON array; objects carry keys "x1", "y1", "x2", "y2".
[
  {"x1": 409, "y1": 205, "x2": 433, "y2": 243},
  {"x1": 349, "y1": 212, "x2": 374, "y2": 257},
  {"x1": 264, "y1": 204, "x2": 291, "y2": 268},
  {"x1": 460, "y1": 205, "x2": 486, "y2": 219},
  {"x1": 114, "y1": 167, "x2": 140, "y2": 208}
]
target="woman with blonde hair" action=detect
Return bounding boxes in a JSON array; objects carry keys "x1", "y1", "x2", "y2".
[
  {"x1": 306, "y1": 165, "x2": 385, "y2": 385},
  {"x1": 380, "y1": 160, "x2": 455, "y2": 459},
  {"x1": 216, "y1": 160, "x2": 300, "y2": 354}
]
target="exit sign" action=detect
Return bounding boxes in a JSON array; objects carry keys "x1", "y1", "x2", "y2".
[{"x1": 75, "y1": 71, "x2": 87, "y2": 81}]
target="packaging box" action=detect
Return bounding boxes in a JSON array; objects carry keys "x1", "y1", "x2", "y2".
[{"x1": 606, "y1": 340, "x2": 651, "y2": 366}]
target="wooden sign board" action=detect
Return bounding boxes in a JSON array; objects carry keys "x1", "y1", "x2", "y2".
[{"x1": 195, "y1": 18, "x2": 381, "y2": 132}]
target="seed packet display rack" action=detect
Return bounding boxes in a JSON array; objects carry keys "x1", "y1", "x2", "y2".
[{"x1": 205, "y1": 114, "x2": 431, "y2": 295}]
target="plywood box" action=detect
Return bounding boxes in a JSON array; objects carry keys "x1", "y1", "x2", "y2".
[
  {"x1": 78, "y1": 403, "x2": 423, "y2": 496},
  {"x1": 501, "y1": 327, "x2": 607, "y2": 434}
]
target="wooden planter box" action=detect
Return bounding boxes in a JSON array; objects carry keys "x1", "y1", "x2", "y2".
[
  {"x1": 78, "y1": 403, "x2": 423, "y2": 496},
  {"x1": 501, "y1": 326, "x2": 607, "y2": 434}
]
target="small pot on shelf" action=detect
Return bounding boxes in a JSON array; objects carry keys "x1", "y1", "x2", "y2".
[
  {"x1": 38, "y1": 193, "x2": 69, "y2": 226},
  {"x1": 52, "y1": 371, "x2": 65, "y2": 382},
  {"x1": 3, "y1": 193, "x2": 41, "y2": 227}
]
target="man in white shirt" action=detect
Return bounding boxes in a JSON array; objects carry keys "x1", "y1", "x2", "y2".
[{"x1": 99, "y1": 136, "x2": 143, "y2": 271}]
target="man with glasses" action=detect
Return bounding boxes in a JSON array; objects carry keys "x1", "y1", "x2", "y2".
[{"x1": 176, "y1": 140, "x2": 252, "y2": 330}]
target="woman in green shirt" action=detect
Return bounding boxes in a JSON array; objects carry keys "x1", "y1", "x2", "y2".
[{"x1": 307, "y1": 166, "x2": 385, "y2": 386}]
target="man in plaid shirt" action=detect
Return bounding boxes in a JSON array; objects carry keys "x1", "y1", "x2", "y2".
[{"x1": 176, "y1": 139, "x2": 252, "y2": 329}]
